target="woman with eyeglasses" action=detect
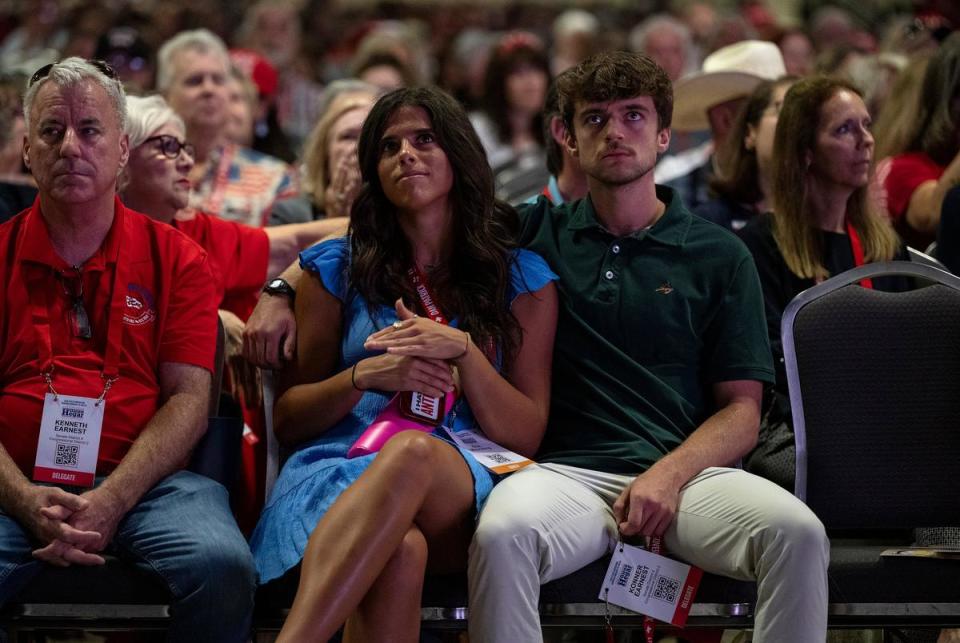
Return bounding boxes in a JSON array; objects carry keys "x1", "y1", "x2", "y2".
[
  {"x1": 120, "y1": 95, "x2": 345, "y2": 417},
  {"x1": 121, "y1": 95, "x2": 348, "y2": 321}
]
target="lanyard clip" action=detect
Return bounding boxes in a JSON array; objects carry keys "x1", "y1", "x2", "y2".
[
  {"x1": 43, "y1": 367, "x2": 58, "y2": 400},
  {"x1": 96, "y1": 374, "x2": 118, "y2": 406}
]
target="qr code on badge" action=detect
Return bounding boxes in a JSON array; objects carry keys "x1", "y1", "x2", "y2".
[
  {"x1": 654, "y1": 576, "x2": 680, "y2": 603},
  {"x1": 487, "y1": 453, "x2": 510, "y2": 464},
  {"x1": 55, "y1": 443, "x2": 79, "y2": 467}
]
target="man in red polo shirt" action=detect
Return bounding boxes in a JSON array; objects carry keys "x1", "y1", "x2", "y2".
[{"x1": 0, "y1": 58, "x2": 255, "y2": 642}]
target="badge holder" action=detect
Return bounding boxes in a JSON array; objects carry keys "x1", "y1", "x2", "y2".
[
  {"x1": 33, "y1": 368, "x2": 115, "y2": 488},
  {"x1": 599, "y1": 536, "x2": 703, "y2": 643}
]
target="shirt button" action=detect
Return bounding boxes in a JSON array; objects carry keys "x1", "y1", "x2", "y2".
[
  {"x1": 605, "y1": 270, "x2": 615, "y2": 280},
  {"x1": 611, "y1": 244, "x2": 621, "y2": 254}
]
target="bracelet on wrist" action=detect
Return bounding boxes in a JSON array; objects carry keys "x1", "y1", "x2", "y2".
[
  {"x1": 453, "y1": 331, "x2": 471, "y2": 362},
  {"x1": 351, "y1": 362, "x2": 365, "y2": 391}
]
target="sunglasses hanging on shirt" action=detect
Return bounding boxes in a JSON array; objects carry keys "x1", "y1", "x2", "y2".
[{"x1": 59, "y1": 270, "x2": 92, "y2": 340}]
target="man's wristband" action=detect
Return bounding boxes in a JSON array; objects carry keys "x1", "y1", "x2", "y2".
[{"x1": 262, "y1": 278, "x2": 296, "y2": 302}]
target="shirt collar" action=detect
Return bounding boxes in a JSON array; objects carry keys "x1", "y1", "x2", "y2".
[
  {"x1": 566, "y1": 185, "x2": 692, "y2": 247},
  {"x1": 17, "y1": 195, "x2": 127, "y2": 271}
]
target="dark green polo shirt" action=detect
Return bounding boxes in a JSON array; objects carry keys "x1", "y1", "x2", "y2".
[{"x1": 517, "y1": 186, "x2": 774, "y2": 474}]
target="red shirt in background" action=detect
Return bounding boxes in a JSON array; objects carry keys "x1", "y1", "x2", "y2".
[
  {"x1": 883, "y1": 151, "x2": 945, "y2": 222},
  {"x1": 173, "y1": 210, "x2": 269, "y2": 321},
  {"x1": 881, "y1": 151, "x2": 944, "y2": 249},
  {"x1": 0, "y1": 197, "x2": 218, "y2": 477}
]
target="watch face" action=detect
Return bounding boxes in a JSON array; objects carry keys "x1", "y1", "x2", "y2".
[{"x1": 268, "y1": 279, "x2": 285, "y2": 289}]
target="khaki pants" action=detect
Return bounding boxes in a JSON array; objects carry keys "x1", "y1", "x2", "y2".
[{"x1": 468, "y1": 464, "x2": 829, "y2": 643}]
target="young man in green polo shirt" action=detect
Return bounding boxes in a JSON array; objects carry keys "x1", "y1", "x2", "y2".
[{"x1": 467, "y1": 51, "x2": 828, "y2": 643}]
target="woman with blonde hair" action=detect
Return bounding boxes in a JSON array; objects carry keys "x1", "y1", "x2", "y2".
[
  {"x1": 269, "y1": 81, "x2": 379, "y2": 225},
  {"x1": 739, "y1": 75, "x2": 909, "y2": 489}
]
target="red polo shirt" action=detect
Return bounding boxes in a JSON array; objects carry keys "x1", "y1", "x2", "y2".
[
  {"x1": 0, "y1": 197, "x2": 218, "y2": 477},
  {"x1": 173, "y1": 210, "x2": 269, "y2": 321}
]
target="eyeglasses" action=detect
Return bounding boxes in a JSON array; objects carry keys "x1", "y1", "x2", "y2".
[
  {"x1": 144, "y1": 134, "x2": 196, "y2": 160},
  {"x1": 29, "y1": 59, "x2": 119, "y2": 87}
]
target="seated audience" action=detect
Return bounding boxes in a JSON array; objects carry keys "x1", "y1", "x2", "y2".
[
  {"x1": 696, "y1": 76, "x2": 796, "y2": 231},
  {"x1": 249, "y1": 86, "x2": 558, "y2": 642},
  {"x1": 0, "y1": 74, "x2": 35, "y2": 222},
  {"x1": 469, "y1": 32, "x2": 550, "y2": 175},
  {"x1": 347, "y1": 24, "x2": 427, "y2": 92},
  {"x1": 93, "y1": 25, "x2": 154, "y2": 94},
  {"x1": 739, "y1": 76, "x2": 910, "y2": 489},
  {"x1": 224, "y1": 64, "x2": 258, "y2": 149},
  {"x1": 658, "y1": 40, "x2": 786, "y2": 210},
  {"x1": 229, "y1": 49, "x2": 296, "y2": 164},
  {"x1": 881, "y1": 32, "x2": 960, "y2": 250},
  {"x1": 157, "y1": 29, "x2": 298, "y2": 227},
  {"x1": 241, "y1": 51, "x2": 831, "y2": 643},
  {"x1": 121, "y1": 93, "x2": 348, "y2": 389},
  {"x1": 628, "y1": 13, "x2": 695, "y2": 82},
  {"x1": 0, "y1": 58, "x2": 254, "y2": 641},
  {"x1": 549, "y1": 9, "x2": 599, "y2": 76},
  {"x1": 270, "y1": 82, "x2": 378, "y2": 225},
  {"x1": 937, "y1": 185, "x2": 960, "y2": 274},
  {"x1": 531, "y1": 70, "x2": 586, "y2": 205},
  {"x1": 467, "y1": 50, "x2": 827, "y2": 643},
  {"x1": 776, "y1": 28, "x2": 815, "y2": 77},
  {"x1": 235, "y1": 0, "x2": 325, "y2": 152},
  {"x1": 873, "y1": 53, "x2": 931, "y2": 164}
]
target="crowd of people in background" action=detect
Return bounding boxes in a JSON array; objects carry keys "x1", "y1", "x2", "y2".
[
  {"x1": 0, "y1": 0, "x2": 955, "y2": 219},
  {"x1": 2, "y1": 0, "x2": 960, "y2": 641}
]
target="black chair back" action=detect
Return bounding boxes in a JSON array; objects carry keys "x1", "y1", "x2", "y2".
[{"x1": 783, "y1": 262, "x2": 960, "y2": 530}]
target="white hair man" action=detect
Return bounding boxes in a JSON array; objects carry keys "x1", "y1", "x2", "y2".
[
  {"x1": 157, "y1": 29, "x2": 298, "y2": 227},
  {"x1": 0, "y1": 58, "x2": 255, "y2": 642}
]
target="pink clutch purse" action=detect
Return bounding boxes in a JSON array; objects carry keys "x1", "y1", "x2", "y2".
[{"x1": 347, "y1": 390, "x2": 457, "y2": 459}]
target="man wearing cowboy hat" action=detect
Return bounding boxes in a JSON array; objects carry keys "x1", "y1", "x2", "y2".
[{"x1": 656, "y1": 40, "x2": 787, "y2": 210}]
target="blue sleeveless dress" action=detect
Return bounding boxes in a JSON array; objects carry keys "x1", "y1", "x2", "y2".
[{"x1": 250, "y1": 237, "x2": 557, "y2": 583}]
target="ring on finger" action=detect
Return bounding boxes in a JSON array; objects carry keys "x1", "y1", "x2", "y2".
[{"x1": 393, "y1": 321, "x2": 403, "y2": 330}]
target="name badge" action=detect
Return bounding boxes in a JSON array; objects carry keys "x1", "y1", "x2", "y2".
[
  {"x1": 599, "y1": 542, "x2": 702, "y2": 627},
  {"x1": 443, "y1": 426, "x2": 534, "y2": 475},
  {"x1": 33, "y1": 393, "x2": 104, "y2": 487}
]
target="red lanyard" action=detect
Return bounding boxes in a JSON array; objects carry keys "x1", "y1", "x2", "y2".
[
  {"x1": 408, "y1": 265, "x2": 448, "y2": 325},
  {"x1": 25, "y1": 213, "x2": 130, "y2": 400},
  {"x1": 846, "y1": 221, "x2": 874, "y2": 289},
  {"x1": 407, "y1": 264, "x2": 497, "y2": 362}
]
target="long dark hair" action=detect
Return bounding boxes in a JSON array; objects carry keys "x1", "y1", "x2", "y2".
[
  {"x1": 482, "y1": 37, "x2": 550, "y2": 148},
  {"x1": 350, "y1": 86, "x2": 522, "y2": 366}
]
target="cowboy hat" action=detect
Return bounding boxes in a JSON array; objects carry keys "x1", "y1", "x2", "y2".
[{"x1": 672, "y1": 40, "x2": 786, "y2": 132}]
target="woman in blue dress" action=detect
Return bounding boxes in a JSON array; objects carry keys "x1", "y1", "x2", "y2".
[{"x1": 250, "y1": 86, "x2": 558, "y2": 642}]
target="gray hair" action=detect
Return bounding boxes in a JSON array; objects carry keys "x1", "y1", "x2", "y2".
[
  {"x1": 125, "y1": 94, "x2": 185, "y2": 149},
  {"x1": 23, "y1": 57, "x2": 127, "y2": 133},
  {"x1": 156, "y1": 29, "x2": 229, "y2": 93},
  {"x1": 553, "y1": 10, "x2": 599, "y2": 39},
  {"x1": 628, "y1": 14, "x2": 692, "y2": 55}
]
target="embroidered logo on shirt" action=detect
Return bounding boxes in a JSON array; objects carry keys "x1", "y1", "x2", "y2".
[
  {"x1": 655, "y1": 282, "x2": 674, "y2": 295},
  {"x1": 123, "y1": 284, "x2": 156, "y2": 325}
]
